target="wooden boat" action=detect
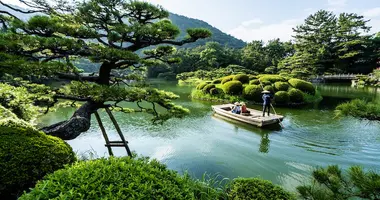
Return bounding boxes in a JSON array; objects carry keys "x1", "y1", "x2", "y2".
[{"x1": 211, "y1": 104, "x2": 284, "y2": 127}]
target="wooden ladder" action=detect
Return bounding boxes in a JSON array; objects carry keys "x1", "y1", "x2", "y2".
[{"x1": 94, "y1": 107, "x2": 132, "y2": 157}]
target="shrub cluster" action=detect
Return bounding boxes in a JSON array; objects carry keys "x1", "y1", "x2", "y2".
[
  {"x1": 263, "y1": 85, "x2": 274, "y2": 93},
  {"x1": 274, "y1": 82, "x2": 289, "y2": 91},
  {"x1": 210, "y1": 88, "x2": 223, "y2": 96},
  {"x1": 221, "y1": 75, "x2": 235, "y2": 84},
  {"x1": 288, "y1": 88, "x2": 304, "y2": 103},
  {"x1": 259, "y1": 75, "x2": 286, "y2": 83},
  {"x1": 196, "y1": 82, "x2": 208, "y2": 90},
  {"x1": 288, "y1": 78, "x2": 315, "y2": 95},
  {"x1": 243, "y1": 85, "x2": 262, "y2": 102},
  {"x1": 250, "y1": 79, "x2": 260, "y2": 85},
  {"x1": 274, "y1": 91, "x2": 290, "y2": 104},
  {"x1": 233, "y1": 74, "x2": 250, "y2": 84},
  {"x1": 212, "y1": 78, "x2": 222, "y2": 84},
  {"x1": 202, "y1": 84, "x2": 216, "y2": 94},
  {"x1": 223, "y1": 81, "x2": 243, "y2": 95}
]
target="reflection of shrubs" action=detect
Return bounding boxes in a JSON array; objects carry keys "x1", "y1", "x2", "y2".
[
  {"x1": 259, "y1": 75, "x2": 286, "y2": 83},
  {"x1": 223, "y1": 81, "x2": 243, "y2": 95},
  {"x1": 202, "y1": 84, "x2": 216, "y2": 93},
  {"x1": 274, "y1": 82, "x2": 289, "y2": 91},
  {"x1": 233, "y1": 74, "x2": 250, "y2": 84},
  {"x1": 243, "y1": 85, "x2": 262, "y2": 102},
  {"x1": 289, "y1": 88, "x2": 304, "y2": 103},
  {"x1": 0, "y1": 118, "x2": 76, "y2": 199},
  {"x1": 288, "y1": 78, "x2": 315, "y2": 95},
  {"x1": 227, "y1": 178, "x2": 294, "y2": 200},
  {"x1": 196, "y1": 82, "x2": 208, "y2": 90},
  {"x1": 274, "y1": 91, "x2": 290, "y2": 104},
  {"x1": 250, "y1": 79, "x2": 260, "y2": 85},
  {"x1": 221, "y1": 75, "x2": 235, "y2": 84}
]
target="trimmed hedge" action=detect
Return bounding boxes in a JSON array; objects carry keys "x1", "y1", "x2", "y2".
[
  {"x1": 259, "y1": 75, "x2": 286, "y2": 83},
  {"x1": 20, "y1": 157, "x2": 211, "y2": 200},
  {"x1": 289, "y1": 88, "x2": 304, "y2": 103},
  {"x1": 233, "y1": 74, "x2": 250, "y2": 84},
  {"x1": 248, "y1": 75, "x2": 257, "y2": 80},
  {"x1": 288, "y1": 78, "x2": 315, "y2": 95},
  {"x1": 274, "y1": 82, "x2": 289, "y2": 91},
  {"x1": 274, "y1": 91, "x2": 290, "y2": 104},
  {"x1": 210, "y1": 88, "x2": 223, "y2": 96},
  {"x1": 202, "y1": 84, "x2": 216, "y2": 94},
  {"x1": 263, "y1": 85, "x2": 275, "y2": 93},
  {"x1": 223, "y1": 81, "x2": 243, "y2": 95},
  {"x1": 250, "y1": 79, "x2": 260, "y2": 85},
  {"x1": 0, "y1": 118, "x2": 76, "y2": 199},
  {"x1": 243, "y1": 85, "x2": 262, "y2": 102},
  {"x1": 212, "y1": 78, "x2": 222, "y2": 84},
  {"x1": 227, "y1": 178, "x2": 294, "y2": 200},
  {"x1": 262, "y1": 81, "x2": 272, "y2": 86},
  {"x1": 221, "y1": 75, "x2": 235, "y2": 84},
  {"x1": 196, "y1": 82, "x2": 208, "y2": 90}
]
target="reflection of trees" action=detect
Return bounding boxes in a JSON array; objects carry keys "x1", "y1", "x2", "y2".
[{"x1": 259, "y1": 133, "x2": 270, "y2": 153}]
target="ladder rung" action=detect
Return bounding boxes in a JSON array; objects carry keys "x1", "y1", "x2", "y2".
[
  {"x1": 105, "y1": 143, "x2": 126, "y2": 147},
  {"x1": 109, "y1": 141, "x2": 128, "y2": 144}
]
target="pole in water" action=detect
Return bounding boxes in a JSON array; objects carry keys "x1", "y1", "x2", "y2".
[{"x1": 258, "y1": 79, "x2": 285, "y2": 128}]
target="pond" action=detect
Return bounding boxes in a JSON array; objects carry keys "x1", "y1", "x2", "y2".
[{"x1": 37, "y1": 81, "x2": 380, "y2": 191}]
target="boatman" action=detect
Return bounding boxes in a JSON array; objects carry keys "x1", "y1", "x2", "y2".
[{"x1": 262, "y1": 90, "x2": 272, "y2": 117}]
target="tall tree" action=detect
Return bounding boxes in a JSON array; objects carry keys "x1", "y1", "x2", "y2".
[{"x1": 0, "y1": 0, "x2": 211, "y2": 140}]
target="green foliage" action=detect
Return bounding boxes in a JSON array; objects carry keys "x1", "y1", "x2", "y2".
[
  {"x1": 288, "y1": 78, "x2": 315, "y2": 95},
  {"x1": 258, "y1": 74, "x2": 286, "y2": 83},
  {"x1": 274, "y1": 91, "x2": 290, "y2": 104},
  {"x1": 0, "y1": 118, "x2": 76, "y2": 199},
  {"x1": 157, "y1": 72, "x2": 177, "y2": 81},
  {"x1": 222, "y1": 81, "x2": 243, "y2": 95},
  {"x1": 210, "y1": 88, "x2": 223, "y2": 96},
  {"x1": 202, "y1": 84, "x2": 216, "y2": 94},
  {"x1": 250, "y1": 79, "x2": 260, "y2": 85},
  {"x1": 196, "y1": 82, "x2": 208, "y2": 90},
  {"x1": 288, "y1": 88, "x2": 304, "y2": 103},
  {"x1": 212, "y1": 78, "x2": 222, "y2": 84},
  {"x1": 232, "y1": 74, "x2": 250, "y2": 84},
  {"x1": 243, "y1": 85, "x2": 262, "y2": 102},
  {"x1": 20, "y1": 156, "x2": 218, "y2": 200},
  {"x1": 297, "y1": 165, "x2": 380, "y2": 200},
  {"x1": 263, "y1": 85, "x2": 275, "y2": 93},
  {"x1": 335, "y1": 99, "x2": 380, "y2": 121},
  {"x1": 221, "y1": 75, "x2": 235, "y2": 84},
  {"x1": 227, "y1": 178, "x2": 294, "y2": 200},
  {"x1": 262, "y1": 81, "x2": 272, "y2": 86},
  {"x1": 275, "y1": 82, "x2": 290, "y2": 91}
]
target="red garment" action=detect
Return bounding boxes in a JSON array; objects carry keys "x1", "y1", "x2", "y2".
[{"x1": 241, "y1": 105, "x2": 247, "y2": 113}]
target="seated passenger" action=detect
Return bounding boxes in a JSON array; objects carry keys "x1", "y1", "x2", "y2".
[
  {"x1": 231, "y1": 102, "x2": 241, "y2": 114},
  {"x1": 240, "y1": 102, "x2": 250, "y2": 114}
]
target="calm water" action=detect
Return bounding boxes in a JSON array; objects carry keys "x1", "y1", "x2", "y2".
[{"x1": 38, "y1": 81, "x2": 380, "y2": 191}]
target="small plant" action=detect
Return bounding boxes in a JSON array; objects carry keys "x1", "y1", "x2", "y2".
[
  {"x1": 233, "y1": 74, "x2": 250, "y2": 84},
  {"x1": 223, "y1": 81, "x2": 243, "y2": 95},
  {"x1": 275, "y1": 82, "x2": 290, "y2": 91},
  {"x1": 288, "y1": 88, "x2": 304, "y2": 103},
  {"x1": 274, "y1": 91, "x2": 290, "y2": 104}
]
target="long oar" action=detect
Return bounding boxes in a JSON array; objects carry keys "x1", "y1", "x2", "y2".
[{"x1": 258, "y1": 80, "x2": 285, "y2": 128}]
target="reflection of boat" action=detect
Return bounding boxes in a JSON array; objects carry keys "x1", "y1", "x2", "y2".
[{"x1": 211, "y1": 104, "x2": 284, "y2": 127}]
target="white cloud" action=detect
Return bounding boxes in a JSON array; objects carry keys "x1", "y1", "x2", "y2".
[
  {"x1": 327, "y1": 0, "x2": 347, "y2": 7},
  {"x1": 241, "y1": 18, "x2": 263, "y2": 27},
  {"x1": 228, "y1": 19, "x2": 302, "y2": 42},
  {"x1": 362, "y1": 7, "x2": 380, "y2": 18}
]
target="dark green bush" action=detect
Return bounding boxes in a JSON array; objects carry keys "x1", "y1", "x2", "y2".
[
  {"x1": 20, "y1": 157, "x2": 213, "y2": 200},
  {"x1": 0, "y1": 118, "x2": 76, "y2": 199},
  {"x1": 233, "y1": 74, "x2": 250, "y2": 84},
  {"x1": 288, "y1": 78, "x2": 315, "y2": 95},
  {"x1": 223, "y1": 81, "x2": 243, "y2": 95},
  {"x1": 259, "y1": 75, "x2": 286, "y2": 83},
  {"x1": 262, "y1": 81, "x2": 272, "y2": 86},
  {"x1": 274, "y1": 82, "x2": 289, "y2": 91},
  {"x1": 212, "y1": 78, "x2": 222, "y2": 84},
  {"x1": 227, "y1": 178, "x2": 294, "y2": 200},
  {"x1": 288, "y1": 88, "x2": 304, "y2": 103},
  {"x1": 202, "y1": 84, "x2": 216, "y2": 94},
  {"x1": 221, "y1": 75, "x2": 235, "y2": 84},
  {"x1": 250, "y1": 79, "x2": 260, "y2": 85},
  {"x1": 335, "y1": 99, "x2": 380, "y2": 121},
  {"x1": 248, "y1": 75, "x2": 257, "y2": 80},
  {"x1": 196, "y1": 82, "x2": 208, "y2": 90},
  {"x1": 264, "y1": 85, "x2": 274, "y2": 93},
  {"x1": 210, "y1": 88, "x2": 223, "y2": 96},
  {"x1": 274, "y1": 91, "x2": 290, "y2": 104},
  {"x1": 243, "y1": 85, "x2": 262, "y2": 102}
]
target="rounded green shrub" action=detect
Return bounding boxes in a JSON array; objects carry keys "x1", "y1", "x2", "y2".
[
  {"x1": 210, "y1": 88, "x2": 223, "y2": 96},
  {"x1": 250, "y1": 79, "x2": 260, "y2": 85},
  {"x1": 262, "y1": 81, "x2": 272, "y2": 86},
  {"x1": 288, "y1": 78, "x2": 315, "y2": 95},
  {"x1": 233, "y1": 74, "x2": 250, "y2": 84},
  {"x1": 264, "y1": 85, "x2": 275, "y2": 93},
  {"x1": 259, "y1": 75, "x2": 286, "y2": 83},
  {"x1": 202, "y1": 84, "x2": 216, "y2": 94},
  {"x1": 274, "y1": 91, "x2": 290, "y2": 104},
  {"x1": 212, "y1": 78, "x2": 222, "y2": 84},
  {"x1": 223, "y1": 81, "x2": 243, "y2": 95},
  {"x1": 221, "y1": 75, "x2": 235, "y2": 84},
  {"x1": 227, "y1": 178, "x2": 294, "y2": 200},
  {"x1": 288, "y1": 88, "x2": 304, "y2": 103},
  {"x1": 0, "y1": 118, "x2": 76, "y2": 199},
  {"x1": 248, "y1": 75, "x2": 257, "y2": 80},
  {"x1": 274, "y1": 82, "x2": 289, "y2": 91},
  {"x1": 196, "y1": 82, "x2": 208, "y2": 90},
  {"x1": 20, "y1": 157, "x2": 209, "y2": 200},
  {"x1": 243, "y1": 85, "x2": 262, "y2": 102}
]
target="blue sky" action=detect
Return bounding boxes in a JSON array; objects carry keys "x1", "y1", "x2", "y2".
[{"x1": 4, "y1": 0, "x2": 380, "y2": 42}]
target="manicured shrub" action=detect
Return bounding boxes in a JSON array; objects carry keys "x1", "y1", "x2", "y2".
[
  {"x1": 233, "y1": 74, "x2": 250, "y2": 84},
  {"x1": 202, "y1": 84, "x2": 216, "y2": 94},
  {"x1": 227, "y1": 178, "x2": 294, "y2": 200},
  {"x1": 0, "y1": 118, "x2": 76, "y2": 199},
  {"x1": 210, "y1": 88, "x2": 223, "y2": 96},
  {"x1": 274, "y1": 91, "x2": 290, "y2": 104},
  {"x1": 264, "y1": 85, "x2": 275, "y2": 93},
  {"x1": 223, "y1": 81, "x2": 243, "y2": 95},
  {"x1": 196, "y1": 82, "x2": 208, "y2": 90},
  {"x1": 288, "y1": 78, "x2": 315, "y2": 95},
  {"x1": 221, "y1": 75, "x2": 235, "y2": 84},
  {"x1": 262, "y1": 81, "x2": 272, "y2": 86},
  {"x1": 248, "y1": 75, "x2": 257, "y2": 80},
  {"x1": 288, "y1": 88, "x2": 304, "y2": 103},
  {"x1": 250, "y1": 79, "x2": 260, "y2": 85},
  {"x1": 243, "y1": 85, "x2": 262, "y2": 102},
  {"x1": 274, "y1": 82, "x2": 289, "y2": 91},
  {"x1": 212, "y1": 78, "x2": 222, "y2": 84},
  {"x1": 259, "y1": 75, "x2": 286, "y2": 83},
  {"x1": 20, "y1": 157, "x2": 211, "y2": 200}
]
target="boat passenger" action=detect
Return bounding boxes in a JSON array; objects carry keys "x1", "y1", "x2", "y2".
[
  {"x1": 240, "y1": 102, "x2": 250, "y2": 114},
  {"x1": 231, "y1": 102, "x2": 241, "y2": 114},
  {"x1": 262, "y1": 90, "x2": 272, "y2": 117}
]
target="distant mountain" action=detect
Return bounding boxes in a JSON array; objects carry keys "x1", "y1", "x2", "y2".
[{"x1": 168, "y1": 13, "x2": 246, "y2": 49}]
